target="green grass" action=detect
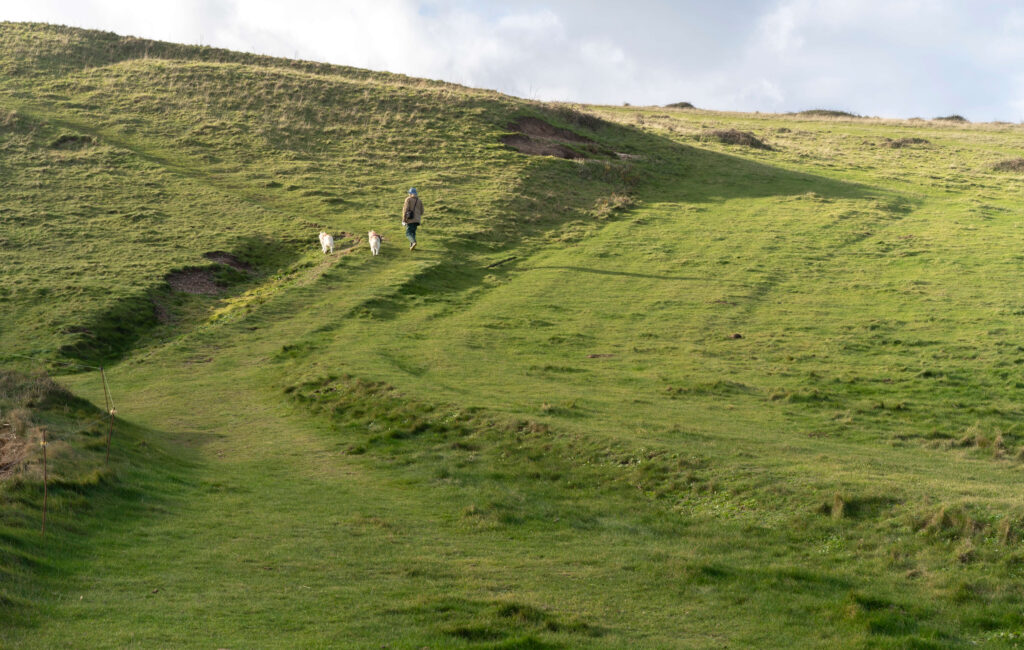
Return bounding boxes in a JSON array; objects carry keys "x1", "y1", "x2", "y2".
[{"x1": 3, "y1": 21, "x2": 1024, "y2": 647}]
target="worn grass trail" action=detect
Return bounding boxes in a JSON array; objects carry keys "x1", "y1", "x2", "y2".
[
  {"x1": 6, "y1": 22, "x2": 1024, "y2": 648},
  {"x1": 11, "y1": 202, "x2": 1019, "y2": 648},
  {"x1": 7, "y1": 260, "x2": 783, "y2": 648}
]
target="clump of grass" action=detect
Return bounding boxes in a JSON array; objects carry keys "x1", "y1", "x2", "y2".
[
  {"x1": 544, "y1": 103, "x2": 608, "y2": 131},
  {"x1": 883, "y1": 137, "x2": 930, "y2": 148},
  {"x1": 992, "y1": 432, "x2": 1008, "y2": 458},
  {"x1": 992, "y1": 158, "x2": 1024, "y2": 172},
  {"x1": 0, "y1": 369, "x2": 74, "y2": 410},
  {"x1": 665, "y1": 101, "x2": 695, "y2": 109},
  {"x1": 4, "y1": 407, "x2": 31, "y2": 438},
  {"x1": 934, "y1": 114, "x2": 969, "y2": 122},
  {"x1": 956, "y1": 539, "x2": 977, "y2": 563},
  {"x1": 831, "y1": 493, "x2": 845, "y2": 519},
  {"x1": 0, "y1": 109, "x2": 18, "y2": 128},
  {"x1": 703, "y1": 129, "x2": 772, "y2": 150},
  {"x1": 998, "y1": 517, "x2": 1017, "y2": 545},
  {"x1": 919, "y1": 504, "x2": 985, "y2": 540},
  {"x1": 50, "y1": 133, "x2": 96, "y2": 149},
  {"x1": 954, "y1": 423, "x2": 992, "y2": 449},
  {"x1": 592, "y1": 192, "x2": 634, "y2": 219}
]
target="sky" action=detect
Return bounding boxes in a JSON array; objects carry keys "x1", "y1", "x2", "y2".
[{"x1": 2, "y1": 0, "x2": 1023, "y2": 122}]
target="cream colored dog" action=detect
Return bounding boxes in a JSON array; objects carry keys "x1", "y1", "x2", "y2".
[
  {"x1": 368, "y1": 230, "x2": 382, "y2": 256},
  {"x1": 318, "y1": 231, "x2": 334, "y2": 254}
]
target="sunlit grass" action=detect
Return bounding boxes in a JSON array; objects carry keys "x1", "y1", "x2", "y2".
[{"x1": 3, "y1": 21, "x2": 1024, "y2": 647}]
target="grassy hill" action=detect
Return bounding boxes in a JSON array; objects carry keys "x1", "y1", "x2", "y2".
[{"x1": 3, "y1": 21, "x2": 1024, "y2": 647}]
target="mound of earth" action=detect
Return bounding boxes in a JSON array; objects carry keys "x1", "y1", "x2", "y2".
[
  {"x1": 50, "y1": 133, "x2": 96, "y2": 149},
  {"x1": 547, "y1": 105, "x2": 608, "y2": 131},
  {"x1": 512, "y1": 117, "x2": 590, "y2": 142},
  {"x1": 705, "y1": 129, "x2": 772, "y2": 150},
  {"x1": 502, "y1": 117, "x2": 605, "y2": 159},
  {"x1": 501, "y1": 133, "x2": 577, "y2": 159},
  {"x1": 203, "y1": 251, "x2": 255, "y2": 273},
  {"x1": 992, "y1": 158, "x2": 1024, "y2": 172},
  {"x1": 665, "y1": 102, "x2": 695, "y2": 109},
  {"x1": 166, "y1": 269, "x2": 222, "y2": 294},
  {"x1": 798, "y1": 109, "x2": 860, "y2": 118},
  {"x1": 883, "y1": 137, "x2": 930, "y2": 148}
]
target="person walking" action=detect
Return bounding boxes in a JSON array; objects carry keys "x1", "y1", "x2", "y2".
[{"x1": 402, "y1": 187, "x2": 424, "y2": 250}]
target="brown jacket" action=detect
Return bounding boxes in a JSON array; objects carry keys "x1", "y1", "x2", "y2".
[{"x1": 402, "y1": 195, "x2": 424, "y2": 224}]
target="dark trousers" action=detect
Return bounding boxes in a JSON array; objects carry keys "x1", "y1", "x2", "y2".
[{"x1": 405, "y1": 222, "x2": 418, "y2": 245}]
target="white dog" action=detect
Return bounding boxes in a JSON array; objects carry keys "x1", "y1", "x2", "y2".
[
  {"x1": 368, "y1": 230, "x2": 382, "y2": 256},
  {"x1": 318, "y1": 231, "x2": 334, "y2": 254}
]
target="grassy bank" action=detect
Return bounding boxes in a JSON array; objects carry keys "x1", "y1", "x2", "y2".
[{"x1": 3, "y1": 22, "x2": 1024, "y2": 647}]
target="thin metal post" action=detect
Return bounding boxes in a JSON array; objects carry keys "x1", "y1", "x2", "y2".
[
  {"x1": 100, "y1": 367, "x2": 114, "y2": 465},
  {"x1": 41, "y1": 431, "x2": 48, "y2": 535}
]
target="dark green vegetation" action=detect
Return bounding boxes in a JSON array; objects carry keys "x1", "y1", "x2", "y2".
[{"x1": 3, "y1": 21, "x2": 1024, "y2": 647}]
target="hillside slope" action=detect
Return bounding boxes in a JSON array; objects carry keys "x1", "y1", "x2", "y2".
[{"x1": 3, "y1": 22, "x2": 1024, "y2": 648}]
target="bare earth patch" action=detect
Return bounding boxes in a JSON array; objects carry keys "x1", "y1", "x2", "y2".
[
  {"x1": 203, "y1": 251, "x2": 255, "y2": 273},
  {"x1": 166, "y1": 269, "x2": 222, "y2": 294},
  {"x1": 502, "y1": 117, "x2": 603, "y2": 159},
  {"x1": 501, "y1": 133, "x2": 578, "y2": 159},
  {"x1": 511, "y1": 117, "x2": 592, "y2": 142}
]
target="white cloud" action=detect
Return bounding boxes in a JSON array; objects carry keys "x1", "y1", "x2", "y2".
[
  {"x1": 1, "y1": 0, "x2": 1023, "y2": 120},
  {"x1": 759, "y1": 3, "x2": 803, "y2": 54},
  {"x1": 579, "y1": 40, "x2": 627, "y2": 67},
  {"x1": 497, "y1": 9, "x2": 562, "y2": 34}
]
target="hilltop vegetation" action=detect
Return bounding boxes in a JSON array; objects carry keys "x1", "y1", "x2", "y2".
[{"x1": 3, "y1": 21, "x2": 1024, "y2": 648}]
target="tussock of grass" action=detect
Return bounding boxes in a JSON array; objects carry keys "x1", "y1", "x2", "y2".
[
  {"x1": 49, "y1": 133, "x2": 96, "y2": 149},
  {"x1": 703, "y1": 128, "x2": 772, "y2": 149},
  {"x1": 591, "y1": 192, "x2": 634, "y2": 218},
  {"x1": 992, "y1": 157, "x2": 1024, "y2": 172},
  {"x1": 543, "y1": 103, "x2": 609, "y2": 131},
  {"x1": 883, "y1": 137, "x2": 930, "y2": 148}
]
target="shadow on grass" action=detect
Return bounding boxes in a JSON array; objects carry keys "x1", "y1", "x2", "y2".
[
  {"x1": 56, "y1": 235, "x2": 298, "y2": 367},
  {"x1": 523, "y1": 265, "x2": 704, "y2": 281},
  {"x1": 340, "y1": 113, "x2": 904, "y2": 323},
  {"x1": 0, "y1": 414, "x2": 204, "y2": 635}
]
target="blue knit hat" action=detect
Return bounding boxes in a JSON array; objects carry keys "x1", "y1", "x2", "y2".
[{"x1": 408, "y1": 187, "x2": 417, "y2": 195}]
